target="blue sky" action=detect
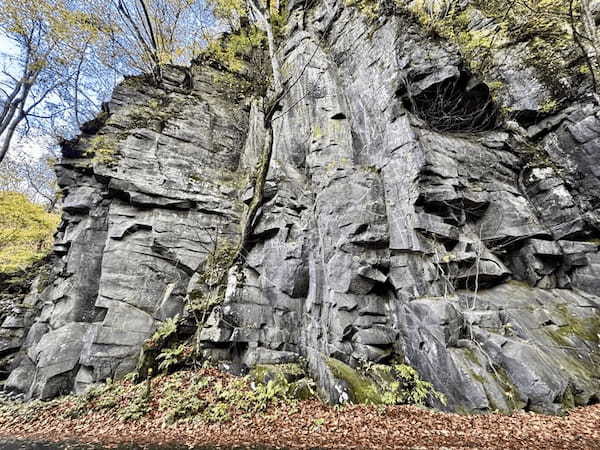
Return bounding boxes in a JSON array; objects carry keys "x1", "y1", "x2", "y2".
[
  {"x1": 0, "y1": 33, "x2": 52, "y2": 160},
  {"x1": 0, "y1": 30, "x2": 99, "y2": 160}
]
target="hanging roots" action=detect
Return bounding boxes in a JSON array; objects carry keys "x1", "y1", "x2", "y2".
[{"x1": 399, "y1": 72, "x2": 499, "y2": 133}]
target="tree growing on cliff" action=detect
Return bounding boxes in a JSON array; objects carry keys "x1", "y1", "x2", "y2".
[{"x1": 220, "y1": 0, "x2": 285, "y2": 260}]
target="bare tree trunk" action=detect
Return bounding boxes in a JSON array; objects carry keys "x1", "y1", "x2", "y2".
[
  {"x1": 0, "y1": 81, "x2": 31, "y2": 138},
  {"x1": 583, "y1": 0, "x2": 600, "y2": 96},
  {"x1": 46, "y1": 195, "x2": 59, "y2": 213},
  {"x1": 0, "y1": 81, "x2": 32, "y2": 164},
  {"x1": 0, "y1": 47, "x2": 32, "y2": 127},
  {"x1": 73, "y1": 41, "x2": 90, "y2": 128},
  {"x1": 115, "y1": 0, "x2": 162, "y2": 79},
  {"x1": 247, "y1": 0, "x2": 282, "y2": 90},
  {"x1": 581, "y1": 0, "x2": 600, "y2": 62},
  {"x1": 0, "y1": 82, "x2": 23, "y2": 128},
  {"x1": 0, "y1": 109, "x2": 25, "y2": 164},
  {"x1": 264, "y1": 20, "x2": 281, "y2": 89},
  {"x1": 137, "y1": 0, "x2": 163, "y2": 82},
  {"x1": 236, "y1": 109, "x2": 274, "y2": 257},
  {"x1": 0, "y1": 97, "x2": 23, "y2": 138}
]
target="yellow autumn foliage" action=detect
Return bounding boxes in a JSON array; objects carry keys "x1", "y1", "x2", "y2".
[
  {"x1": 2, "y1": 0, "x2": 101, "y2": 57},
  {"x1": 0, "y1": 192, "x2": 59, "y2": 274}
]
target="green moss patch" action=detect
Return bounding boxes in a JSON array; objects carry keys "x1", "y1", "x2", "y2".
[
  {"x1": 403, "y1": 0, "x2": 586, "y2": 105},
  {"x1": 327, "y1": 359, "x2": 446, "y2": 406},
  {"x1": 84, "y1": 134, "x2": 120, "y2": 166},
  {"x1": 250, "y1": 364, "x2": 315, "y2": 401},
  {"x1": 493, "y1": 366, "x2": 526, "y2": 411},
  {"x1": 328, "y1": 358, "x2": 382, "y2": 404},
  {"x1": 250, "y1": 363, "x2": 306, "y2": 384}
]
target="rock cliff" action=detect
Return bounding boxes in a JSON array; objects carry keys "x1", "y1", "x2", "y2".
[{"x1": 2, "y1": 0, "x2": 600, "y2": 414}]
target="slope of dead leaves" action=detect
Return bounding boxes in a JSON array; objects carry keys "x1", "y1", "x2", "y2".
[{"x1": 0, "y1": 369, "x2": 599, "y2": 449}]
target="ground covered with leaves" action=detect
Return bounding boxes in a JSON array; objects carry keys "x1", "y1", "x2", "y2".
[{"x1": 0, "y1": 368, "x2": 599, "y2": 449}]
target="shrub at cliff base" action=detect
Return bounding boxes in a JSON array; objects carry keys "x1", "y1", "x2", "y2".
[{"x1": 0, "y1": 191, "x2": 59, "y2": 274}]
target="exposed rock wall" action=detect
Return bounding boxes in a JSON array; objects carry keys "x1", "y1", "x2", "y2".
[
  {"x1": 1, "y1": 66, "x2": 249, "y2": 398},
  {"x1": 2, "y1": 0, "x2": 600, "y2": 414}
]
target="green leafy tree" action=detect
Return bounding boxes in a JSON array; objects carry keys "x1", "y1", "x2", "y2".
[{"x1": 0, "y1": 191, "x2": 59, "y2": 273}]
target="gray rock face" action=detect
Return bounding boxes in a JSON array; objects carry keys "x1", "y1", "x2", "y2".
[
  {"x1": 199, "y1": 1, "x2": 600, "y2": 413},
  {"x1": 2, "y1": 66, "x2": 248, "y2": 399},
  {"x1": 2, "y1": 0, "x2": 600, "y2": 414}
]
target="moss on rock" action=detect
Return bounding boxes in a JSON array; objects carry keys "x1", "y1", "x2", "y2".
[
  {"x1": 250, "y1": 363, "x2": 305, "y2": 384},
  {"x1": 403, "y1": 0, "x2": 585, "y2": 106},
  {"x1": 493, "y1": 366, "x2": 526, "y2": 411},
  {"x1": 327, "y1": 358, "x2": 383, "y2": 404},
  {"x1": 250, "y1": 364, "x2": 315, "y2": 401},
  {"x1": 327, "y1": 359, "x2": 446, "y2": 406}
]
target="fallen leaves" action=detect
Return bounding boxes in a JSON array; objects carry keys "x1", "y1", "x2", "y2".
[{"x1": 0, "y1": 368, "x2": 599, "y2": 449}]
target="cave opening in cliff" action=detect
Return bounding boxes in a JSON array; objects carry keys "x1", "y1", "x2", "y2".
[{"x1": 400, "y1": 73, "x2": 499, "y2": 133}]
